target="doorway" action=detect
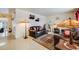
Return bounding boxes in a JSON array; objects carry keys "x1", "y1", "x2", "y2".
[
  {"x1": 0, "y1": 18, "x2": 8, "y2": 38},
  {"x1": 0, "y1": 18, "x2": 8, "y2": 47}
]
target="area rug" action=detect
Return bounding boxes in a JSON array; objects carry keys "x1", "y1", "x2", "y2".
[
  {"x1": 33, "y1": 34, "x2": 54, "y2": 50},
  {"x1": 33, "y1": 34, "x2": 79, "y2": 50}
]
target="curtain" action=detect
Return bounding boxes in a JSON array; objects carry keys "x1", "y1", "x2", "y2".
[{"x1": 75, "y1": 9, "x2": 79, "y2": 21}]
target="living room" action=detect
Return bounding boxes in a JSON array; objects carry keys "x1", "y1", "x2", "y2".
[
  {"x1": 1, "y1": 0, "x2": 79, "y2": 58},
  {"x1": 14, "y1": 8, "x2": 75, "y2": 38},
  {"x1": 0, "y1": 8, "x2": 79, "y2": 50}
]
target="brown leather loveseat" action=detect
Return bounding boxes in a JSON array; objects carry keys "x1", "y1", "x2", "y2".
[{"x1": 29, "y1": 26, "x2": 47, "y2": 38}]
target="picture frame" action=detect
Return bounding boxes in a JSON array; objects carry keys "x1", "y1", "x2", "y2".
[
  {"x1": 35, "y1": 18, "x2": 39, "y2": 22},
  {"x1": 29, "y1": 14, "x2": 35, "y2": 19}
]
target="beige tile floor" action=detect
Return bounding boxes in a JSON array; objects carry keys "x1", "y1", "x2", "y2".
[{"x1": 0, "y1": 36, "x2": 48, "y2": 50}]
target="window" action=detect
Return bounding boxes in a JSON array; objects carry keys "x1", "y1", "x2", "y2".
[{"x1": 0, "y1": 22, "x2": 3, "y2": 29}]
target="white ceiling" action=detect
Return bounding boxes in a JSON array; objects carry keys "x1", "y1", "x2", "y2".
[{"x1": 20, "y1": 8, "x2": 75, "y2": 16}]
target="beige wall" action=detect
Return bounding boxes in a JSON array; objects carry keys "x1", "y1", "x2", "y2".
[{"x1": 47, "y1": 12, "x2": 75, "y2": 25}]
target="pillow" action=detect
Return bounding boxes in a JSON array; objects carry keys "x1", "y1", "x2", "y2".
[
  {"x1": 36, "y1": 27, "x2": 39, "y2": 31},
  {"x1": 39, "y1": 27, "x2": 43, "y2": 30},
  {"x1": 33, "y1": 27, "x2": 36, "y2": 31}
]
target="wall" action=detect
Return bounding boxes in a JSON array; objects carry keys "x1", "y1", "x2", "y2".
[
  {"x1": 47, "y1": 12, "x2": 75, "y2": 25},
  {"x1": 0, "y1": 8, "x2": 9, "y2": 14},
  {"x1": 14, "y1": 9, "x2": 47, "y2": 38},
  {"x1": 28, "y1": 12, "x2": 47, "y2": 27},
  {"x1": 14, "y1": 9, "x2": 47, "y2": 27}
]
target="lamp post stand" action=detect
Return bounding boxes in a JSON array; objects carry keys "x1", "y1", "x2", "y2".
[{"x1": 24, "y1": 23, "x2": 27, "y2": 39}]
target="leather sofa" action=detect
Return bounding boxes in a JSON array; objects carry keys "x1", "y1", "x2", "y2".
[{"x1": 29, "y1": 26, "x2": 47, "y2": 38}]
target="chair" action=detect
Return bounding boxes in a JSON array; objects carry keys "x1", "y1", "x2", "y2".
[
  {"x1": 61, "y1": 29, "x2": 64, "y2": 34},
  {"x1": 74, "y1": 32, "x2": 79, "y2": 40},
  {"x1": 62, "y1": 29, "x2": 70, "y2": 37},
  {"x1": 0, "y1": 28, "x2": 4, "y2": 33},
  {"x1": 54, "y1": 28, "x2": 60, "y2": 34}
]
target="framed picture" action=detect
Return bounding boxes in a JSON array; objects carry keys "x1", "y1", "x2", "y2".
[
  {"x1": 29, "y1": 14, "x2": 35, "y2": 19},
  {"x1": 35, "y1": 18, "x2": 39, "y2": 22}
]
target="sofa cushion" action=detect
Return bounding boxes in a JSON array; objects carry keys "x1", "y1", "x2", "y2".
[
  {"x1": 29, "y1": 26, "x2": 47, "y2": 38},
  {"x1": 30, "y1": 26, "x2": 42, "y2": 31}
]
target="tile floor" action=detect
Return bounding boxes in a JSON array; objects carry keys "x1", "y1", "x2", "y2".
[{"x1": 0, "y1": 36, "x2": 48, "y2": 50}]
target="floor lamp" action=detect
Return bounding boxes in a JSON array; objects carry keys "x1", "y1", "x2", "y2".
[
  {"x1": 24, "y1": 21, "x2": 27, "y2": 39},
  {"x1": 19, "y1": 20, "x2": 29, "y2": 39}
]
